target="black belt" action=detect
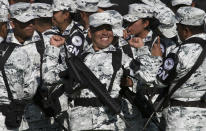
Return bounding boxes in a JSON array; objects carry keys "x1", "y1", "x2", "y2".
[
  {"x1": 74, "y1": 97, "x2": 121, "y2": 107},
  {"x1": 141, "y1": 87, "x2": 164, "y2": 95},
  {"x1": 170, "y1": 99, "x2": 206, "y2": 108}
]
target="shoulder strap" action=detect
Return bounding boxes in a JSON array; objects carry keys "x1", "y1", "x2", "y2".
[
  {"x1": 182, "y1": 37, "x2": 206, "y2": 47},
  {"x1": 108, "y1": 48, "x2": 122, "y2": 92},
  {"x1": 166, "y1": 38, "x2": 206, "y2": 104},
  {"x1": 0, "y1": 42, "x2": 16, "y2": 101},
  {"x1": 122, "y1": 44, "x2": 133, "y2": 58},
  {"x1": 35, "y1": 31, "x2": 45, "y2": 86}
]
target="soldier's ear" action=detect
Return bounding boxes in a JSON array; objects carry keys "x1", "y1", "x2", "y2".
[
  {"x1": 183, "y1": 26, "x2": 192, "y2": 39},
  {"x1": 143, "y1": 20, "x2": 149, "y2": 29}
]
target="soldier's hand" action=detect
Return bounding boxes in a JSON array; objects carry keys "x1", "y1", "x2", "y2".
[
  {"x1": 121, "y1": 76, "x2": 133, "y2": 87},
  {"x1": 50, "y1": 35, "x2": 65, "y2": 47},
  {"x1": 128, "y1": 37, "x2": 144, "y2": 48},
  {"x1": 151, "y1": 36, "x2": 162, "y2": 57}
]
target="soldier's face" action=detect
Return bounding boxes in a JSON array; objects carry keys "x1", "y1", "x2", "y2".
[
  {"x1": 126, "y1": 19, "x2": 147, "y2": 36},
  {"x1": 11, "y1": 19, "x2": 35, "y2": 40},
  {"x1": 52, "y1": 11, "x2": 69, "y2": 27},
  {"x1": 89, "y1": 25, "x2": 114, "y2": 51},
  {"x1": 0, "y1": 22, "x2": 8, "y2": 39},
  {"x1": 177, "y1": 24, "x2": 187, "y2": 41}
]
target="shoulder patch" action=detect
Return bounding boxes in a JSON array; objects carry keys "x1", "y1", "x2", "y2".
[
  {"x1": 157, "y1": 53, "x2": 179, "y2": 85},
  {"x1": 72, "y1": 35, "x2": 83, "y2": 47},
  {"x1": 164, "y1": 58, "x2": 175, "y2": 71}
]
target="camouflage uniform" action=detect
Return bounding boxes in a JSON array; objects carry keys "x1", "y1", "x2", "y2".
[
  {"x1": 123, "y1": 3, "x2": 163, "y2": 86},
  {"x1": 22, "y1": 3, "x2": 61, "y2": 131},
  {"x1": 154, "y1": 7, "x2": 206, "y2": 131},
  {"x1": 0, "y1": 2, "x2": 39, "y2": 130}
]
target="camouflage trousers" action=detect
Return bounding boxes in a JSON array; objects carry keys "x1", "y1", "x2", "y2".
[
  {"x1": 69, "y1": 106, "x2": 143, "y2": 131},
  {"x1": 163, "y1": 106, "x2": 206, "y2": 131}
]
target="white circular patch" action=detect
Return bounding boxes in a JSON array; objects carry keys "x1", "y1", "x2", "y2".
[
  {"x1": 164, "y1": 58, "x2": 174, "y2": 71},
  {"x1": 72, "y1": 36, "x2": 82, "y2": 47}
]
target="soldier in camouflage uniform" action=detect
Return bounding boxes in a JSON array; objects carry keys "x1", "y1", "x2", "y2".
[
  {"x1": 133, "y1": 6, "x2": 206, "y2": 131},
  {"x1": 159, "y1": 6, "x2": 206, "y2": 131},
  {"x1": 23, "y1": 3, "x2": 63, "y2": 131},
  {"x1": 0, "y1": 1, "x2": 39, "y2": 130},
  {"x1": 75, "y1": 0, "x2": 99, "y2": 42},
  {"x1": 67, "y1": 11, "x2": 143, "y2": 131},
  {"x1": 52, "y1": 0, "x2": 88, "y2": 64}
]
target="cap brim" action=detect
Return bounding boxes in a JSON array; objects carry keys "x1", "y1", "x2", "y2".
[
  {"x1": 123, "y1": 14, "x2": 140, "y2": 23},
  {"x1": 98, "y1": 3, "x2": 118, "y2": 8},
  {"x1": 14, "y1": 14, "x2": 38, "y2": 23},
  {"x1": 90, "y1": 22, "x2": 113, "y2": 28},
  {"x1": 158, "y1": 24, "x2": 177, "y2": 38},
  {"x1": 77, "y1": 7, "x2": 98, "y2": 13}
]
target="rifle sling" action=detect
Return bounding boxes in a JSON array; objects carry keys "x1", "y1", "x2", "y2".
[
  {"x1": 0, "y1": 43, "x2": 16, "y2": 102},
  {"x1": 161, "y1": 37, "x2": 206, "y2": 109}
]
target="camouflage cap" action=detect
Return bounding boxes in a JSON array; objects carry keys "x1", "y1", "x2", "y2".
[
  {"x1": 89, "y1": 12, "x2": 112, "y2": 27},
  {"x1": 89, "y1": 11, "x2": 124, "y2": 37},
  {"x1": 52, "y1": 0, "x2": 76, "y2": 13},
  {"x1": 158, "y1": 24, "x2": 177, "y2": 38},
  {"x1": 32, "y1": 3, "x2": 53, "y2": 18},
  {"x1": 154, "y1": 5, "x2": 176, "y2": 26},
  {"x1": 171, "y1": 0, "x2": 192, "y2": 6},
  {"x1": 105, "y1": 10, "x2": 124, "y2": 37},
  {"x1": 9, "y1": 2, "x2": 38, "y2": 23},
  {"x1": 123, "y1": 4, "x2": 154, "y2": 22},
  {"x1": 140, "y1": 0, "x2": 165, "y2": 6},
  {"x1": 154, "y1": 5, "x2": 177, "y2": 38},
  {"x1": 176, "y1": 6, "x2": 206, "y2": 26},
  {"x1": 76, "y1": 0, "x2": 99, "y2": 12},
  {"x1": 98, "y1": 0, "x2": 118, "y2": 8},
  {"x1": 0, "y1": 0, "x2": 9, "y2": 22}
]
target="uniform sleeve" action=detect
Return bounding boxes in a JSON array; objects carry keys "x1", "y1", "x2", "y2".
[
  {"x1": 155, "y1": 43, "x2": 202, "y2": 89},
  {"x1": 172, "y1": 44, "x2": 202, "y2": 82},
  {"x1": 133, "y1": 46, "x2": 163, "y2": 84},
  {"x1": 22, "y1": 50, "x2": 39, "y2": 100},
  {"x1": 42, "y1": 44, "x2": 65, "y2": 88}
]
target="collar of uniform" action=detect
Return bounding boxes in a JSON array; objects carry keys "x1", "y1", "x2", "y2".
[
  {"x1": 185, "y1": 33, "x2": 206, "y2": 41},
  {"x1": 62, "y1": 20, "x2": 75, "y2": 36},
  {"x1": 83, "y1": 28, "x2": 89, "y2": 35},
  {"x1": 118, "y1": 37, "x2": 128, "y2": 47},
  {"x1": 6, "y1": 30, "x2": 41, "y2": 45},
  {"x1": 143, "y1": 30, "x2": 153, "y2": 43},
  {"x1": 74, "y1": 21, "x2": 84, "y2": 31},
  {"x1": 86, "y1": 44, "x2": 116, "y2": 54}
]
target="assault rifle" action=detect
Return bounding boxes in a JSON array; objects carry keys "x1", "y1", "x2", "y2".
[{"x1": 119, "y1": 86, "x2": 164, "y2": 131}]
